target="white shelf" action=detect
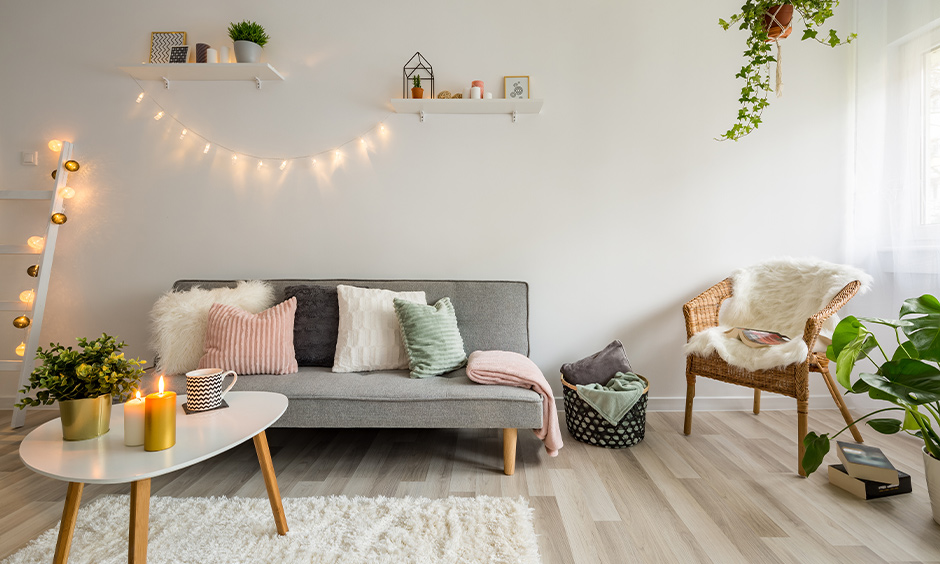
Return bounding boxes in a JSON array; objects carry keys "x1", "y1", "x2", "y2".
[
  {"x1": 0, "y1": 360, "x2": 23, "y2": 371},
  {"x1": 390, "y1": 98, "x2": 543, "y2": 122},
  {"x1": 119, "y1": 63, "x2": 283, "y2": 89}
]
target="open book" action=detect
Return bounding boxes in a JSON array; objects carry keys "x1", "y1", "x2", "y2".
[{"x1": 724, "y1": 327, "x2": 790, "y2": 348}]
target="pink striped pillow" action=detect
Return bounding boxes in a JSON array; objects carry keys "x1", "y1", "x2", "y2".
[{"x1": 198, "y1": 298, "x2": 298, "y2": 375}]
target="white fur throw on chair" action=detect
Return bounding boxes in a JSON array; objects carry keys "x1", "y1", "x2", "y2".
[{"x1": 684, "y1": 258, "x2": 872, "y2": 371}]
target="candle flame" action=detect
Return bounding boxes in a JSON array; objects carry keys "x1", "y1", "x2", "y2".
[
  {"x1": 158, "y1": 375, "x2": 165, "y2": 394},
  {"x1": 136, "y1": 390, "x2": 142, "y2": 400}
]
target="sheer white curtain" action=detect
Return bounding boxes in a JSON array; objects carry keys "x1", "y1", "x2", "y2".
[{"x1": 853, "y1": 2, "x2": 940, "y2": 308}]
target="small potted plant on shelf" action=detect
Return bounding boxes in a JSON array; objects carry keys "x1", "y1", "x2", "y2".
[
  {"x1": 800, "y1": 295, "x2": 940, "y2": 524},
  {"x1": 15, "y1": 333, "x2": 147, "y2": 441},
  {"x1": 228, "y1": 20, "x2": 270, "y2": 63},
  {"x1": 717, "y1": 0, "x2": 855, "y2": 141},
  {"x1": 411, "y1": 75, "x2": 424, "y2": 99}
]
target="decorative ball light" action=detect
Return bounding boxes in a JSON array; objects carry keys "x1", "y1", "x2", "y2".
[
  {"x1": 64, "y1": 160, "x2": 80, "y2": 172},
  {"x1": 26, "y1": 265, "x2": 39, "y2": 277},
  {"x1": 27, "y1": 236, "x2": 44, "y2": 250},
  {"x1": 19, "y1": 290, "x2": 34, "y2": 304},
  {"x1": 51, "y1": 213, "x2": 67, "y2": 225},
  {"x1": 60, "y1": 186, "x2": 75, "y2": 199},
  {"x1": 48, "y1": 139, "x2": 63, "y2": 152},
  {"x1": 15, "y1": 342, "x2": 26, "y2": 357},
  {"x1": 51, "y1": 169, "x2": 57, "y2": 180},
  {"x1": 13, "y1": 315, "x2": 31, "y2": 329}
]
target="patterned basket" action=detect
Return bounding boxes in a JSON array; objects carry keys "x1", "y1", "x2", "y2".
[{"x1": 561, "y1": 374, "x2": 649, "y2": 448}]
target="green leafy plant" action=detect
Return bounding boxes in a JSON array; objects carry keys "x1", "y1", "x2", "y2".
[
  {"x1": 801, "y1": 295, "x2": 940, "y2": 476},
  {"x1": 15, "y1": 333, "x2": 147, "y2": 408},
  {"x1": 412, "y1": 75, "x2": 421, "y2": 89},
  {"x1": 227, "y1": 20, "x2": 270, "y2": 48},
  {"x1": 717, "y1": 1, "x2": 855, "y2": 141}
]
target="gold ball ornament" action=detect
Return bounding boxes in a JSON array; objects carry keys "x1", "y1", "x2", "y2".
[
  {"x1": 26, "y1": 264, "x2": 39, "y2": 277},
  {"x1": 437, "y1": 90, "x2": 452, "y2": 99},
  {"x1": 64, "y1": 160, "x2": 80, "y2": 172},
  {"x1": 51, "y1": 169, "x2": 57, "y2": 180},
  {"x1": 13, "y1": 315, "x2": 31, "y2": 329},
  {"x1": 51, "y1": 213, "x2": 67, "y2": 225}
]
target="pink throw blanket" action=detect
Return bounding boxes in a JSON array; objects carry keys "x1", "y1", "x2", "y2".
[{"x1": 466, "y1": 350, "x2": 563, "y2": 457}]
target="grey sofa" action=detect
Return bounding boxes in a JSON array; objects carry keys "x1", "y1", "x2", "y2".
[{"x1": 163, "y1": 279, "x2": 543, "y2": 475}]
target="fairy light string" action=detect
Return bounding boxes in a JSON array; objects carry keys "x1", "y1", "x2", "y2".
[{"x1": 131, "y1": 78, "x2": 392, "y2": 169}]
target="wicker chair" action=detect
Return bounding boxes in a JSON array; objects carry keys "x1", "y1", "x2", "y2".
[{"x1": 683, "y1": 276, "x2": 864, "y2": 476}]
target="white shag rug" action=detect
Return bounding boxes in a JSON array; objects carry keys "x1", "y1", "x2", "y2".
[{"x1": 3, "y1": 495, "x2": 540, "y2": 564}]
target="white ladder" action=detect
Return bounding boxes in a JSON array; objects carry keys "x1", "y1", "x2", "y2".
[{"x1": 7, "y1": 141, "x2": 74, "y2": 428}]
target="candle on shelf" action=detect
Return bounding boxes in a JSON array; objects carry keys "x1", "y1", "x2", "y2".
[
  {"x1": 206, "y1": 48, "x2": 219, "y2": 63},
  {"x1": 220, "y1": 46, "x2": 230, "y2": 63},
  {"x1": 144, "y1": 376, "x2": 176, "y2": 451},
  {"x1": 124, "y1": 390, "x2": 145, "y2": 446}
]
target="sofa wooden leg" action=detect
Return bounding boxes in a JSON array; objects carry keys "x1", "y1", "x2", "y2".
[
  {"x1": 683, "y1": 380, "x2": 695, "y2": 435},
  {"x1": 503, "y1": 428, "x2": 517, "y2": 476},
  {"x1": 753, "y1": 389, "x2": 761, "y2": 414}
]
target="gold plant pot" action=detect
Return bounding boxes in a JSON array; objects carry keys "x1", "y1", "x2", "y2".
[{"x1": 59, "y1": 394, "x2": 112, "y2": 441}]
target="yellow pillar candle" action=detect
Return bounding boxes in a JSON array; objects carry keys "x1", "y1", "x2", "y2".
[
  {"x1": 145, "y1": 376, "x2": 176, "y2": 451},
  {"x1": 123, "y1": 390, "x2": 145, "y2": 446}
]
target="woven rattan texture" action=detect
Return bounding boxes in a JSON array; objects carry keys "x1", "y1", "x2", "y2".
[{"x1": 561, "y1": 377, "x2": 647, "y2": 449}]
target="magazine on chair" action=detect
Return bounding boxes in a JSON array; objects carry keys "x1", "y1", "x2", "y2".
[{"x1": 724, "y1": 327, "x2": 790, "y2": 348}]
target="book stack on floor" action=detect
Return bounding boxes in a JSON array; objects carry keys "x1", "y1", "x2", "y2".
[{"x1": 828, "y1": 441, "x2": 912, "y2": 500}]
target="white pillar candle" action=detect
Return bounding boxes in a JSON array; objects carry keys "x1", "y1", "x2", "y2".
[
  {"x1": 220, "y1": 46, "x2": 230, "y2": 63},
  {"x1": 470, "y1": 86, "x2": 482, "y2": 99},
  {"x1": 206, "y1": 48, "x2": 219, "y2": 63},
  {"x1": 124, "y1": 391, "x2": 145, "y2": 446}
]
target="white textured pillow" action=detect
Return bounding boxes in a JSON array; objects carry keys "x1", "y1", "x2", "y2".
[
  {"x1": 151, "y1": 280, "x2": 275, "y2": 375},
  {"x1": 333, "y1": 285, "x2": 426, "y2": 372}
]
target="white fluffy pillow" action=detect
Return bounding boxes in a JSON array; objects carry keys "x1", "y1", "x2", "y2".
[
  {"x1": 151, "y1": 280, "x2": 275, "y2": 375},
  {"x1": 333, "y1": 285, "x2": 426, "y2": 372}
]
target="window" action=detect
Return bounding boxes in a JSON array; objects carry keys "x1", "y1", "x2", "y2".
[{"x1": 925, "y1": 45, "x2": 940, "y2": 224}]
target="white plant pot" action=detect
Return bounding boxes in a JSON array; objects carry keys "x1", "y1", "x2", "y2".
[
  {"x1": 233, "y1": 41, "x2": 262, "y2": 63},
  {"x1": 925, "y1": 447, "x2": 940, "y2": 525}
]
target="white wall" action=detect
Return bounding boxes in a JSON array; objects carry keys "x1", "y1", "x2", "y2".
[{"x1": 0, "y1": 0, "x2": 858, "y2": 410}]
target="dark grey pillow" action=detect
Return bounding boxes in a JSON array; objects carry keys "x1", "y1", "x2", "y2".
[
  {"x1": 561, "y1": 340, "x2": 632, "y2": 386},
  {"x1": 284, "y1": 285, "x2": 339, "y2": 367}
]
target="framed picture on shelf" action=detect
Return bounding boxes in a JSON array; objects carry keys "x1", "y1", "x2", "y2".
[
  {"x1": 168, "y1": 45, "x2": 190, "y2": 64},
  {"x1": 504, "y1": 76, "x2": 530, "y2": 99},
  {"x1": 150, "y1": 31, "x2": 187, "y2": 63}
]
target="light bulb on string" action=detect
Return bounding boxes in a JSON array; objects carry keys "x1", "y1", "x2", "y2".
[
  {"x1": 203, "y1": 143, "x2": 211, "y2": 154},
  {"x1": 311, "y1": 158, "x2": 317, "y2": 166},
  {"x1": 48, "y1": 140, "x2": 63, "y2": 152},
  {"x1": 60, "y1": 186, "x2": 75, "y2": 199},
  {"x1": 180, "y1": 129, "x2": 188, "y2": 140},
  {"x1": 279, "y1": 160, "x2": 287, "y2": 171},
  {"x1": 380, "y1": 123, "x2": 386, "y2": 132},
  {"x1": 136, "y1": 92, "x2": 145, "y2": 103},
  {"x1": 232, "y1": 154, "x2": 238, "y2": 163},
  {"x1": 15, "y1": 342, "x2": 25, "y2": 357},
  {"x1": 360, "y1": 138, "x2": 365, "y2": 145},
  {"x1": 19, "y1": 290, "x2": 34, "y2": 304},
  {"x1": 26, "y1": 236, "x2": 44, "y2": 250},
  {"x1": 154, "y1": 111, "x2": 164, "y2": 121},
  {"x1": 257, "y1": 160, "x2": 263, "y2": 170}
]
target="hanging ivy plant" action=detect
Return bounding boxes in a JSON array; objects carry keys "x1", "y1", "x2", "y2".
[{"x1": 717, "y1": 0, "x2": 855, "y2": 141}]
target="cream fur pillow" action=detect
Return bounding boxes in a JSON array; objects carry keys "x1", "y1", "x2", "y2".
[
  {"x1": 151, "y1": 280, "x2": 275, "y2": 375},
  {"x1": 333, "y1": 285, "x2": 426, "y2": 372}
]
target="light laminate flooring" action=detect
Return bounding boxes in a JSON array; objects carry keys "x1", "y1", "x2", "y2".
[{"x1": 1, "y1": 408, "x2": 939, "y2": 563}]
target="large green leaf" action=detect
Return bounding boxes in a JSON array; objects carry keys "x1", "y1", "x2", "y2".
[
  {"x1": 834, "y1": 331, "x2": 877, "y2": 389},
  {"x1": 801, "y1": 432, "x2": 830, "y2": 476},
  {"x1": 858, "y1": 317, "x2": 912, "y2": 330},
  {"x1": 859, "y1": 362, "x2": 940, "y2": 404},
  {"x1": 900, "y1": 295, "x2": 940, "y2": 361},
  {"x1": 891, "y1": 341, "x2": 919, "y2": 362},
  {"x1": 828, "y1": 316, "x2": 862, "y2": 361},
  {"x1": 866, "y1": 418, "x2": 902, "y2": 434}
]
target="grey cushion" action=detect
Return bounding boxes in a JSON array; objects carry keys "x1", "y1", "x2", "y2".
[
  {"x1": 561, "y1": 340, "x2": 632, "y2": 386},
  {"x1": 163, "y1": 366, "x2": 543, "y2": 429},
  {"x1": 284, "y1": 285, "x2": 338, "y2": 367}
]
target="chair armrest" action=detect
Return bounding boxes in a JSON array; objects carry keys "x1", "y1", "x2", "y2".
[
  {"x1": 801, "y1": 280, "x2": 863, "y2": 351},
  {"x1": 683, "y1": 278, "x2": 734, "y2": 340}
]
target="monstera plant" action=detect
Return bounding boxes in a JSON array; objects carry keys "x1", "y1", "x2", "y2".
[{"x1": 717, "y1": 0, "x2": 856, "y2": 141}]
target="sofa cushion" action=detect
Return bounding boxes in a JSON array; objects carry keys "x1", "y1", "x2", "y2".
[
  {"x1": 284, "y1": 285, "x2": 338, "y2": 367},
  {"x1": 199, "y1": 298, "x2": 298, "y2": 375},
  {"x1": 333, "y1": 285, "x2": 426, "y2": 372},
  {"x1": 394, "y1": 297, "x2": 467, "y2": 378}
]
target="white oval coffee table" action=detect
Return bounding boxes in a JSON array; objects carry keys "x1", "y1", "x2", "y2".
[{"x1": 19, "y1": 391, "x2": 289, "y2": 564}]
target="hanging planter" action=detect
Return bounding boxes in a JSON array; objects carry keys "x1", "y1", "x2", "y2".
[{"x1": 717, "y1": 1, "x2": 855, "y2": 142}]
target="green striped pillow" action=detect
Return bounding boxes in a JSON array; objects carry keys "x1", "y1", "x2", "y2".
[{"x1": 393, "y1": 297, "x2": 467, "y2": 378}]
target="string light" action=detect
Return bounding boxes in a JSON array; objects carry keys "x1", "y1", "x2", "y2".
[
  {"x1": 26, "y1": 236, "x2": 44, "y2": 251},
  {"x1": 19, "y1": 290, "x2": 34, "y2": 304},
  {"x1": 136, "y1": 92, "x2": 145, "y2": 103},
  {"x1": 64, "y1": 160, "x2": 80, "y2": 172},
  {"x1": 203, "y1": 143, "x2": 211, "y2": 154},
  {"x1": 15, "y1": 342, "x2": 25, "y2": 357},
  {"x1": 257, "y1": 160, "x2": 263, "y2": 170},
  {"x1": 232, "y1": 154, "x2": 238, "y2": 162},
  {"x1": 180, "y1": 129, "x2": 188, "y2": 140},
  {"x1": 380, "y1": 124, "x2": 386, "y2": 132},
  {"x1": 60, "y1": 186, "x2": 75, "y2": 199},
  {"x1": 154, "y1": 111, "x2": 164, "y2": 120},
  {"x1": 360, "y1": 138, "x2": 365, "y2": 145},
  {"x1": 12, "y1": 315, "x2": 30, "y2": 329},
  {"x1": 51, "y1": 213, "x2": 67, "y2": 225},
  {"x1": 312, "y1": 158, "x2": 317, "y2": 166},
  {"x1": 279, "y1": 160, "x2": 287, "y2": 171},
  {"x1": 48, "y1": 140, "x2": 63, "y2": 152}
]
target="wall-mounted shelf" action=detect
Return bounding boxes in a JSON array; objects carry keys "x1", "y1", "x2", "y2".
[
  {"x1": 119, "y1": 63, "x2": 284, "y2": 89},
  {"x1": 390, "y1": 98, "x2": 544, "y2": 122}
]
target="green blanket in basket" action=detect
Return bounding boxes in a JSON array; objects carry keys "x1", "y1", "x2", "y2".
[{"x1": 575, "y1": 372, "x2": 645, "y2": 425}]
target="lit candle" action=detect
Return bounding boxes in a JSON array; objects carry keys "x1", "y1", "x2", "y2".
[
  {"x1": 145, "y1": 376, "x2": 176, "y2": 451},
  {"x1": 124, "y1": 390, "x2": 145, "y2": 446}
]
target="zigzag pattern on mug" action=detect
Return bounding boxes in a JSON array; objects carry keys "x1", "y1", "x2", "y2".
[{"x1": 185, "y1": 374, "x2": 225, "y2": 411}]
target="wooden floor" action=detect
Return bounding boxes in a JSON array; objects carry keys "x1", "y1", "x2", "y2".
[{"x1": 2, "y1": 407, "x2": 939, "y2": 563}]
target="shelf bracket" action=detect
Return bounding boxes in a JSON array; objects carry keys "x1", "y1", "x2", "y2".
[
  {"x1": 162, "y1": 76, "x2": 170, "y2": 89},
  {"x1": 254, "y1": 77, "x2": 262, "y2": 90},
  {"x1": 512, "y1": 111, "x2": 518, "y2": 123},
  {"x1": 419, "y1": 110, "x2": 426, "y2": 123}
]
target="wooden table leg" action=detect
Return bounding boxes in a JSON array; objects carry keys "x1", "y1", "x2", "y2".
[
  {"x1": 53, "y1": 482, "x2": 83, "y2": 564},
  {"x1": 253, "y1": 431, "x2": 288, "y2": 535},
  {"x1": 129, "y1": 478, "x2": 151, "y2": 564}
]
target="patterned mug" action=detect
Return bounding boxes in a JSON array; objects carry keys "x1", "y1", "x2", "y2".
[{"x1": 184, "y1": 368, "x2": 237, "y2": 412}]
